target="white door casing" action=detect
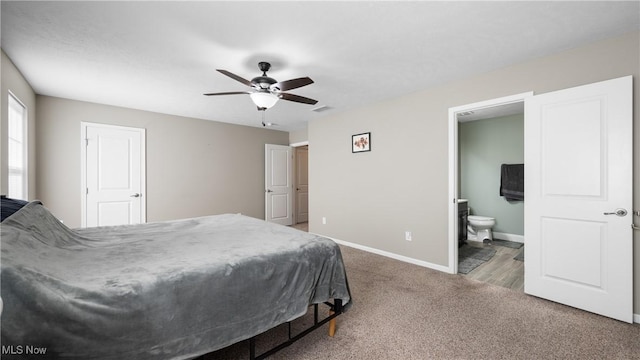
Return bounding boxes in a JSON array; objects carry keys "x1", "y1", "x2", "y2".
[
  {"x1": 295, "y1": 146, "x2": 309, "y2": 223},
  {"x1": 82, "y1": 122, "x2": 146, "y2": 227},
  {"x1": 448, "y1": 92, "x2": 533, "y2": 275},
  {"x1": 524, "y1": 76, "x2": 633, "y2": 323},
  {"x1": 265, "y1": 144, "x2": 293, "y2": 225}
]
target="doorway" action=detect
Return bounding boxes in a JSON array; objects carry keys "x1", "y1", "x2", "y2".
[
  {"x1": 457, "y1": 105, "x2": 525, "y2": 291},
  {"x1": 448, "y1": 92, "x2": 532, "y2": 275},
  {"x1": 448, "y1": 76, "x2": 633, "y2": 323},
  {"x1": 294, "y1": 145, "x2": 309, "y2": 224}
]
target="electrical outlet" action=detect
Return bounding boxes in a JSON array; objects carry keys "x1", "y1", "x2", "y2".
[
  {"x1": 405, "y1": 231, "x2": 412, "y2": 241},
  {"x1": 322, "y1": 217, "x2": 327, "y2": 225}
]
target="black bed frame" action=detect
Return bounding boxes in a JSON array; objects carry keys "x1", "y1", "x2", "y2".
[{"x1": 248, "y1": 299, "x2": 344, "y2": 360}]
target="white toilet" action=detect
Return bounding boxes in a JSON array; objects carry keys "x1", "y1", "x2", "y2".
[{"x1": 467, "y1": 209, "x2": 496, "y2": 243}]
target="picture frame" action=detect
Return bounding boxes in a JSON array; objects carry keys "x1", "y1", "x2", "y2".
[{"x1": 352, "y1": 132, "x2": 371, "y2": 153}]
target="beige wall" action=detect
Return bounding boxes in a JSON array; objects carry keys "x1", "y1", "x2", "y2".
[
  {"x1": 3, "y1": 31, "x2": 639, "y2": 315},
  {"x1": 1, "y1": 50, "x2": 36, "y2": 198},
  {"x1": 309, "y1": 31, "x2": 640, "y2": 313},
  {"x1": 36, "y1": 96, "x2": 289, "y2": 227},
  {"x1": 289, "y1": 128, "x2": 308, "y2": 144}
]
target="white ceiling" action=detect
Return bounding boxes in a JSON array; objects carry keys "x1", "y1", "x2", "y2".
[{"x1": 2, "y1": 1, "x2": 638, "y2": 131}]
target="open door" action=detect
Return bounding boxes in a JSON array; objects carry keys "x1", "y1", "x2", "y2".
[
  {"x1": 265, "y1": 144, "x2": 294, "y2": 225},
  {"x1": 524, "y1": 76, "x2": 633, "y2": 323}
]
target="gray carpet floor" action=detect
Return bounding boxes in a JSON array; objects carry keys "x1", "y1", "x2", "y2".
[{"x1": 202, "y1": 245, "x2": 640, "y2": 359}]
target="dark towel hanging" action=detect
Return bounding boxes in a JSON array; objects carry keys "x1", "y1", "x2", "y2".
[{"x1": 500, "y1": 164, "x2": 524, "y2": 201}]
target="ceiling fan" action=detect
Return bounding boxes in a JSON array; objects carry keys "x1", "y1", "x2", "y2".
[{"x1": 204, "y1": 61, "x2": 318, "y2": 111}]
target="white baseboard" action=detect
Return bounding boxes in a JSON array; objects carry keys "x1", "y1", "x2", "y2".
[
  {"x1": 492, "y1": 232, "x2": 524, "y2": 243},
  {"x1": 467, "y1": 232, "x2": 524, "y2": 243},
  {"x1": 322, "y1": 235, "x2": 450, "y2": 273},
  {"x1": 320, "y1": 233, "x2": 640, "y2": 323}
]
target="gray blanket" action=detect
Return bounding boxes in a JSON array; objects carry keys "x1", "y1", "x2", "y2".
[{"x1": 1, "y1": 202, "x2": 351, "y2": 359}]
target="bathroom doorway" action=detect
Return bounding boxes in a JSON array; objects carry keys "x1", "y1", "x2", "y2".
[
  {"x1": 457, "y1": 105, "x2": 525, "y2": 291},
  {"x1": 447, "y1": 92, "x2": 532, "y2": 285}
]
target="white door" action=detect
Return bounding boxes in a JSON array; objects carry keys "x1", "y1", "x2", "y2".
[
  {"x1": 295, "y1": 146, "x2": 309, "y2": 223},
  {"x1": 265, "y1": 144, "x2": 293, "y2": 225},
  {"x1": 82, "y1": 123, "x2": 146, "y2": 227},
  {"x1": 524, "y1": 76, "x2": 632, "y2": 323}
]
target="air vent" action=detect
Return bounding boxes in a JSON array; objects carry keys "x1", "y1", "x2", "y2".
[
  {"x1": 311, "y1": 105, "x2": 331, "y2": 112},
  {"x1": 459, "y1": 111, "x2": 475, "y2": 116}
]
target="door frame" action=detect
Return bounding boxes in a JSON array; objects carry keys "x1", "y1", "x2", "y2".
[
  {"x1": 291, "y1": 141, "x2": 309, "y2": 224},
  {"x1": 447, "y1": 92, "x2": 533, "y2": 274},
  {"x1": 80, "y1": 122, "x2": 147, "y2": 228}
]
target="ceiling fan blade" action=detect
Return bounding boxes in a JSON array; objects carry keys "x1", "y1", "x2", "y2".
[
  {"x1": 273, "y1": 77, "x2": 314, "y2": 91},
  {"x1": 203, "y1": 91, "x2": 251, "y2": 96},
  {"x1": 216, "y1": 69, "x2": 253, "y2": 87},
  {"x1": 279, "y1": 92, "x2": 318, "y2": 105}
]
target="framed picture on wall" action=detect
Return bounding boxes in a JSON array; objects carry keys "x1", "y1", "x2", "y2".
[{"x1": 352, "y1": 132, "x2": 371, "y2": 153}]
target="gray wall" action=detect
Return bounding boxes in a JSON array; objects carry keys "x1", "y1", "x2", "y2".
[
  {"x1": 309, "y1": 31, "x2": 640, "y2": 313},
  {"x1": 36, "y1": 96, "x2": 289, "y2": 227},
  {"x1": 459, "y1": 114, "x2": 524, "y2": 236},
  {"x1": 1, "y1": 50, "x2": 36, "y2": 198}
]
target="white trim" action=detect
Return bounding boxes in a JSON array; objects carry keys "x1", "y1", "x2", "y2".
[
  {"x1": 80, "y1": 123, "x2": 87, "y2": 227},
  {"x1": 447, "y1": 115, "x2": 458, "y2": 274},
  {"x1": 319, "y1": 234, "x2": 451, "y2": 273},
  {"x1": 316, "y1": 232, "x2": 640, "y2": 323},
  {"x1": 493, "y1": 232, "x2": 525, "y2": 243},
  {"x1": 290, "y1": 140, "x2": 309, "y2": 147},
  {"x1": 467, "y1": 232, "x2": 524, "y2": 244},
  {"x1": 7, "y1": 90, "x2": 28, "y2": 200},
  {"x1": 448, "y1": 92, "x2": 533, "y2": 275}
]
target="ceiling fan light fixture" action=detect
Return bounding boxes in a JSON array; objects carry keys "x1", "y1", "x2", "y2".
[
  {"x1": 250, "y1": 91, "x2": 279, "y2": 109},
  {"x1": 207, "y1": 62, "x2": 317, "y2": 113}
]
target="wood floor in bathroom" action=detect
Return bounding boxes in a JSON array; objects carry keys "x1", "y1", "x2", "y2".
[{"x1": 463, "y1": 241, "x2": 524, "y2": 292}]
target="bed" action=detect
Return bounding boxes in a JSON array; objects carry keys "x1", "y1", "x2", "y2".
[{"x1": 0, "y1": 200, "x2": 351, "y2": 359}]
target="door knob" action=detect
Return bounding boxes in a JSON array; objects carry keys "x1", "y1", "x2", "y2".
[
  {"x1": 603, "y1": 208, "x2": 627, "y2": 217},
  {"x1": 266, "y1": 189, "x2": 273, "y2": 193},
  {"x1": 130, "y1": 193, "x2": 141, "y2": 198}
]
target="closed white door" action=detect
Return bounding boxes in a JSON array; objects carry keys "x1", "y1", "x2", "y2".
[
  {"x1": 295, "y1": 146, "x2": 309, "y2": 223},
  {"x1": 265, "y1": 144, "x2": 293, "y2": 225},
  {"x1": 524, "y1": 76, "x2": 632, "y2": 323},
  {"x1": 82, "y1": 123, "x2": 146, "y2": 227}
]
